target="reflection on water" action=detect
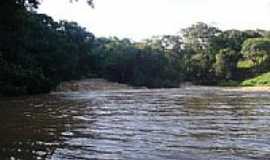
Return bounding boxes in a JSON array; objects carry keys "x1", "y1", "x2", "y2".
[{"x1": 1, "y1": 87, "x2": 270, "y2": 160}]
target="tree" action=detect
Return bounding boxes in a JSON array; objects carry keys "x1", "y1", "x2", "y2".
[
  {"x1": 215, "y1": 48, "x2": 240, "y2": 79},
  {"x1": 241, "y1": 38, "x2": 270, "y2": 66},
  {"x1": 214, "y1": 30, "x2": 246, "y2": 51},
  {"x1": 181, "y1": 22, "x2": 221, "y2": 52},
  {"x1": 0, "y1": 11, "x2": 97, "y2": 95}
]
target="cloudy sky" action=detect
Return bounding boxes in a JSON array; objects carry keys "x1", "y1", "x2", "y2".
[{"x1": 38, "y1": 0, "x2": 270, "y2": 41}]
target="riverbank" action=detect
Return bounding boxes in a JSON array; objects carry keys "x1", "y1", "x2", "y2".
[
  {"x1": 2, "y1": 78, "x2": 270, "y2": 97},
  {"x1": 54, "y1": 78, "x2": 270, "y2": 93},
  {"x1": 241, "y1": 72, "x2": 270, "y2": 86},
  {"x1": 55, "y1": 79, "x2": 134, "y2": 92},
  {"x1": 223, "y1": 86, "x2": 270, "y2": 92},
  {"x1": 217, "y1": 72, "x2": 270, "y2": 89}
]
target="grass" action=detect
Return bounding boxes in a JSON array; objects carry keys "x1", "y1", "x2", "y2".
[{"x1": 241, "y1": 72, "x2": 270, "y2": 86}]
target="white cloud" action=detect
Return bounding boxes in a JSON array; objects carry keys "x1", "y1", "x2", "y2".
[{"x1": 38, "y1": 0, "x2": 270, "y2": 41}]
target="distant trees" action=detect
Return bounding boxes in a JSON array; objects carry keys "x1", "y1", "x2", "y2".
[
  {"x1": 181, "y1": 22, "x2": 221, "y2": 52},
  {"x1": 2, "y1": 0, "x2": 270, "y2": 96},
  {"x1": 213, "y1": 30, "x2": 249, "y2": 52},
  {"x1": 168, "y1": 23, "x2": 268, "y2": 84},
  {"x1": 90, "y1": 37, "x2": 181, "y2": 88},
  {"x1": 215, "y1": 48, "x2": 240, "y2": 79},
  {"x1": 180, "y1": 23, "x2": 220, "y2": 83},
  {"x1": 242, "y1": 38, "x2": 270, "y2": 65},
  {"x1": 87, "y1": 23, "x2": 269, "y2": 87}
]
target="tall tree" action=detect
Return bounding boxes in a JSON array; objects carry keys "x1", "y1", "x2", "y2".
[{"x1": 181, "y1": 22, "x2": 221, "y2": 52}]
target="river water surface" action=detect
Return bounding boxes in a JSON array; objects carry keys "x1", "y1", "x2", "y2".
[{"x1": 1, "y1": 87, "x2": 270, "y2": 160}]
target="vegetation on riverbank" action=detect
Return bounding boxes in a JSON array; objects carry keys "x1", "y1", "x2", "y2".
[
  {"x1": 241, "y1": 72, "x2": 270, "y2": 86},
  {"x1": 1, "y1": 0, "x2": 270, "y2": 96}
]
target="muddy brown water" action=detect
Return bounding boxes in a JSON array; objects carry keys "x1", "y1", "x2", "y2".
[{"x1": 1, "y1": 87, "x2": 270, "y2": 160}]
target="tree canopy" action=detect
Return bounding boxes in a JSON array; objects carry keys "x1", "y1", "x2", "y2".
[
  {"x1": 1, "y1": 1, "x2": 270, "y2": 96},
  {"x1": 242, "y1": 38, "x2": 270, "y2": 65}
]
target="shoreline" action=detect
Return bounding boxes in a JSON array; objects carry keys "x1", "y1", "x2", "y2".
[
  {"x1": 2, "y1": 82, "x2": 270, "y2": 98},
  {"x1": 55, "y1": 79, "x2": 270, "y2": 93},
  {"x1": 222, "y1": 86, "x2": 270, "y2": 92}
]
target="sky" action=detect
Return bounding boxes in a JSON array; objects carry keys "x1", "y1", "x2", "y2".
[{"x1": 38, "y1": 0, "x2": 270, "y2": 41}]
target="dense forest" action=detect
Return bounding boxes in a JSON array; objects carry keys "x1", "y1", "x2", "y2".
[{"x1": 1, "y1": 0, "x2": 270, "y2": 96}]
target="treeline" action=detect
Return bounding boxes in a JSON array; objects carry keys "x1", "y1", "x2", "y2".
[{"x1": 1, "y1": 1, "x2": 270, "y2": 96}]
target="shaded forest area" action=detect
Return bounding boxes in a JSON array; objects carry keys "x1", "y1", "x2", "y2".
[{"x1": 1, "y1": 0, "x2": 270, "y2": 96}]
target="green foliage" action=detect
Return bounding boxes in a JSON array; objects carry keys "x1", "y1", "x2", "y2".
[
  {"x1": 215, "y1": 48, "x2": 241, "y2": 79},
  {"x1": 0, "y1": 9, "x2": 96, "y2": 96},
  {"x1": 211, "y1": 30, "x2": 261, "y2": 53},
  {"x1": 185, "y1": 53, "x2": 213, "y2": 83},
  {"x1": 241, "y1": 38, "x2": 270, "y2": 66},
  {"x1": 241, "y1": 72, "x2": 270, "y2": 86},
  {"x1": 181, "y1": 22, "x2": 221, "y2": 52},
  {"x1": 237, "y1": 60, "x2": 255, "y2": 69},
  {"x1": 93, "y1": 37, "x2": 182, "y2": 88}
]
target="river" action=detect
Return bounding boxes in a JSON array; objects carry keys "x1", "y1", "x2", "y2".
[{"x1": 0, "y1": 87, "x2": 270, "y2": 160}]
